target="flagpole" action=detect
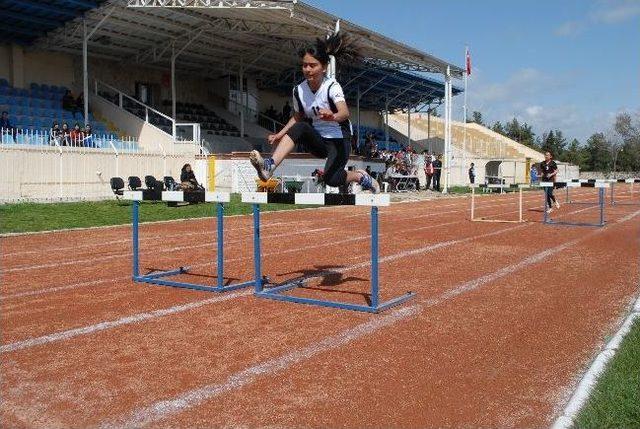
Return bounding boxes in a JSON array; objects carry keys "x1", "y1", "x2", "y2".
[{"x1": 463, "y1": 46, "x2": 468, "y2": 183}]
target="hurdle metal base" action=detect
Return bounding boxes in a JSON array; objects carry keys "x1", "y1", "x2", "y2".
[
  {"x1": 255, "y1": 288, "x2": 416, "y2": 314},
  {"x1": 134, "y1": 266, "x2": 254, "y2": 293},
  {"x1": 543, "y1": 219, "x2": 606, "y2": 228}
]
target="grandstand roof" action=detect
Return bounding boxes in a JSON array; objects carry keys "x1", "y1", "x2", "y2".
[
  {"x1": 29, "y1": 0, "x2": 464, "y2": 110},
  {"x1": 0, "y1": 0, "x2": 108, "y2": 46}
]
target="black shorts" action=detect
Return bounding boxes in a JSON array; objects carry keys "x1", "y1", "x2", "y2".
[{"x1": 287, "y1": 121, "x2": 350, "y2": 187}]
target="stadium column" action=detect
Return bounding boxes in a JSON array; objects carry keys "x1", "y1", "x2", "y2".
[
  {"x1": 407, "y1": 106, "x2": 411, "y2": 147},
  {"x1": 239, "y1": 62, "x2": 244, "y2": 140},
  {"x1": 356, "y1": 85, "x2": 360, "y2": 147},
  {"x1": 83, "y1": 20, "x2": 89, "y2": 124},
  {"x1": 171, "y1": 44, "x2": 177, "y2": 139},
  {"x1": 384, "y1": 97, "x2": 389, "y2": 150}
]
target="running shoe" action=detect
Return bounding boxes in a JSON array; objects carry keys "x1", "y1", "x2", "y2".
[
  {"x1": 546, "y1": 208, "x2": 554, "y2": 214},
  {"x1": 555, "y1": 201, "x2": 561, "y2": 209},
  {"x1": 249, "y1": 150, "x2": 274, "y2": 181},
  {"x1": 357, "y1": 169, "x2": 380, "y2": 194}
]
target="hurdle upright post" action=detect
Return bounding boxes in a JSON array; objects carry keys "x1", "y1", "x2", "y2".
[
  {"x1": 253, "y1": 203, "x2": 263, "y2": 292},
  {"x1": 370, "y1": 206, "x2": 379, "y2": 308},
  {"x1": 599, "y1": 187, "x2": 605, "y2": 226},
  {"x1": 470, "y1": 185, "x2": 476, "y2": 220},
  {"x1": 132, "y1": 200, "x2": 140, "y2": 278},
  {"x1": 519, "y1": 187, "x2": 523, "y2": 222},
  {"x1": 543, "y1": 185, "x2": 549, "y2": 224},
  {"x1": 216, "y1": 202, "x2": 224, "y2": 289}
]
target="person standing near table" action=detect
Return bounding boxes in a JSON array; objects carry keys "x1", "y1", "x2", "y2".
[
  {"x1": 468, "y1": 162, "x2": 476, "y2": 184},
  {"x1": 540, "y1": 151, "x2": 560, "y2": 213},
  {"x1": 432, "y1": 155, "x2": 442, "y2": 192}
]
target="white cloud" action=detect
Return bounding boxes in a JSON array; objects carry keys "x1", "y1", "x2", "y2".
[
  {"x1": 555, "y1": 0, "x2": 640, "y2": 38},
  {"x1": 462, "y1": 68, "x2": 619, "y2": 142},
  {"x1": 591, "y1": 0, "x2": 640, "y2": 23},
  {"x1": 554, "y1": 20, "x2": 584, "y2": 37}
]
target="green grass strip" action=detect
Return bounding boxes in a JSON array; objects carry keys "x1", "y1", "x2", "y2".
[
  {"x1": 0, "y1": 194, "x2": 311, "y2": 234},
  {"x1": 573, "y1": 317, "x2": 640, "y2": 428}
]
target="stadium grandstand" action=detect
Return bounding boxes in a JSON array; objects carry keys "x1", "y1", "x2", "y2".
[{"x1": 0, "y1": 0, "x2": 575, "y2": 201}]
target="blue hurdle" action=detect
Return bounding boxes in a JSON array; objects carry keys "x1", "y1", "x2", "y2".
[
  {"x1": 540, "y1": 182, "x2": 609, "y2": 227},
  {"x1": 125, "y1": 190, "x2": 254, "y2": 293},
  {"x1": 241, "y1": 192, "x2": 416, "y2": 313},
  {"x1": 609, "y1": 178, "x2": 640, "y2": 206}
]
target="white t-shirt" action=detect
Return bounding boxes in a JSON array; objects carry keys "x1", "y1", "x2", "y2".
[{"x1": 293, "y1": 76, "x2": 352, "y2": 139}]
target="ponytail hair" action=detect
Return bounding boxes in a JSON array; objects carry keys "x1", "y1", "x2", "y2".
[{"x1": 298, "y1": 31, "x2": 358, "y2": 66}]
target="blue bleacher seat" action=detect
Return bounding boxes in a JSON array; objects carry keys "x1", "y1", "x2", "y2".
[
  {"x1": 0, "y1": 78, "x2": 9, "y2": 87},
  {"x1": 41, "y1": 84, "x2": 49, "y2": 92},
  {"x1": 50, "y1": 85, "x2": 59, "y2": 93},
  {"x1": 0, "y1": 87, "x2": 9, "y2": 96}
]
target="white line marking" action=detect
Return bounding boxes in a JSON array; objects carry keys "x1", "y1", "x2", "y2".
[
  {"x1": 552, "y1": 209, "x2": 640, "y2": 429},
  {"x1": 0, "y1": 291, "x2": 251, "y2": 354},
  {"x1": 104, "y1": 208, "x2": 640, "y2": 428}
]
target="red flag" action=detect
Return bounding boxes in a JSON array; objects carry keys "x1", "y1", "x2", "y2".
[{"x1": 466, "y1": 47, "x2": 472, "y2": 76}]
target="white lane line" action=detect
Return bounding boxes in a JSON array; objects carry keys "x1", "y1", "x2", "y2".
[
  {"x1": 3, "y1": 227, "x2": 331, "y2": 273},
  {"x1": 104, "y1": 208, "x2": 640, "y2": 428},
  {"x1": 0, "y1": 219, "x2": 461, "y2": 301},
  {"x1": 2, "y1": 221, "x2": 298, "y2": 258},
  {"x1": 0, "y1": 222, "x2": 526, "y2": 353},
  {"x1": 552, "y1": 209, "x2": 640, "y2": 429},
  {"x1": 0, "y1": 198, "x2": 598, "y2": 300},
  {"x1": 0, "y1": 291, "x2": 251, "y2": 354}
]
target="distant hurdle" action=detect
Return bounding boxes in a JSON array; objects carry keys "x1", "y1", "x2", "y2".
[
  {"x1": 564, "y1": 179, "x2": 608, "y2": 205},
  {"x1": 124, "y1": 190, "x2": 255, "y2": 293},
  {"x1": 470, "y1": 183, "x2": 530, "y2": 223},
  {"x1": 540, "y1": 182, "x2": 609, "y2": 227},
  {"x1": 241, "y1": 192, "x2": 416, "y2": 313},
  {"x1": 609, "y1": 178, "x2": 640, "y2": 206}
]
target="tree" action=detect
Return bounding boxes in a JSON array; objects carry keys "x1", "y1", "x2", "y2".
[
  {"x1": 491, "y1": 121, "x2": 505, "y2": 135},
  {"x1": 613, "y1": 112, "x2": 640, "y2": 171},
  {"x1": 468, "y1": 111, "x2": 483, "y2": 125},
  {"x1": 561, "y1": 138, "x2": 588, "y2": 169},
  {"x1": 540, "y1": 130, "x2": 567, "y2": 159},
  {"x1": 584, "y1": 132, "x2": 613, "y2": 172}
]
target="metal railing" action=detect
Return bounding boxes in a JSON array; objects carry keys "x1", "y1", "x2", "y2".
[
  {"x1": 95, "y1": 80, "x2": 201, "y2": 146},
  {"x1": 1, "y1": 127, "x2": 138, "y2": 151},
  {"x1": 227, "y1": 98, "x2": 286, "y2": 133}
]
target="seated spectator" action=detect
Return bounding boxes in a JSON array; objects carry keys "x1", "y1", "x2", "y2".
[
  {"x1": 62, "y1": 90, "x2": 80, "y2": 119},
  {"x1": 83, "y1": 124, "x2": 95, "y2": 148},
  {"x1": 60, "y1": 122, "x2": 71, "y2": 146},
  {"x1": 0, "y1": 111, "x2": 16, "y2": 142},
  {"x1": 180, "y1": 163, "x2": 200, "y2": 190},
  {"x1": 50, "y1": 121, "x2": 62, "y2": 146},
  {"x1": 70, "y1": 123, "x2": 84, "y2": 146}
]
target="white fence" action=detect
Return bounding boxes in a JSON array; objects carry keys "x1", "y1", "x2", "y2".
[{"x1": 0, "y1": 143, "x2": 197, "y2": 202}]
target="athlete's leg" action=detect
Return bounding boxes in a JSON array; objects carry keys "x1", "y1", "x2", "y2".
[{"x1": 250, "y1": 122, "x2": 324, "y2": 181}]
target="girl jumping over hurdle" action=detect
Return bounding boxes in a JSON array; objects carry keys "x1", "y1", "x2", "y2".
[
  {"x1": 541, "y1": 151, "x2": 560, "y2": 213},
  {"x1": 249, "y1": 33, "x2": 380, "y2": 193}
]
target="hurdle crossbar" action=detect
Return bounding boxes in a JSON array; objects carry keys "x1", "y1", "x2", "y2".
[
  {"x1": 540, "y1": 182, "x2": 609, "y2": 227},
  {"x1": 241, "y1": 192, "x2": 416, "y2": 313},
  {"x1": 609, "y1": 178, "x2": 640, "y2": 206},
  {"x1": 124, "y1": 190, "x2": 255, "y2": 293},
  {"x1": 470, "y1": 184, "x2": 530, "y2": 223},
  {"x1": 565, "y1": 179, "x2": 609, "y2": 205}
]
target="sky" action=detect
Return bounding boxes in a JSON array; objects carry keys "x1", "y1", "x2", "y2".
[{"x1": 305, "y1": 0, "x2": 640, "y2": 143}]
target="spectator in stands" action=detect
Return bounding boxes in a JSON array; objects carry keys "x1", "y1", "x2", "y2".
[
  {"x1": 364, "y1": 133, "x2": 375, "y2": 158},
  {"x1": 530, "y1": 163, "x2": 539, "y2": 184},
  {"x1": 62, "y1": 90, "x2": 80, "y2": 119},
  {"x1": 282, "y1": 101, "x2": 292, "y2": 122},
  {"x1": 49, "y1": 121, "x2": 62, "y2": 146},
  {"x1": 70, "y1": 123, "x2": 84, "y2": 146},
  {"x1": 469, "y1": 162, "x2": 476, "y2": 184},
  {"x1": 83, "y1": 124, "x2": 95, "y2": 148},
  {"x1": 432, "y1": 154, "x2": 443, "y2": 191},
  {"x1": 180, "y1": 163, "x2": 199, "y2": 190},
  {"x1": 424, "y1": 157, "x2": 434, "y2": 190},
  {"x1": 0, "y1": 111, "x2": 16, "y2": 142},
  {"x1": 60, "y1": 122, "x2": 71, "y2": 146}
]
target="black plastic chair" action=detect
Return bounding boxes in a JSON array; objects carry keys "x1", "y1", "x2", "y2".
[
  {"x1": 128, "y1": 176, "x2": 142, "y2": 190},
  {"x1": 110, "y1": 177, "x2": 124, "y2": 198}
]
